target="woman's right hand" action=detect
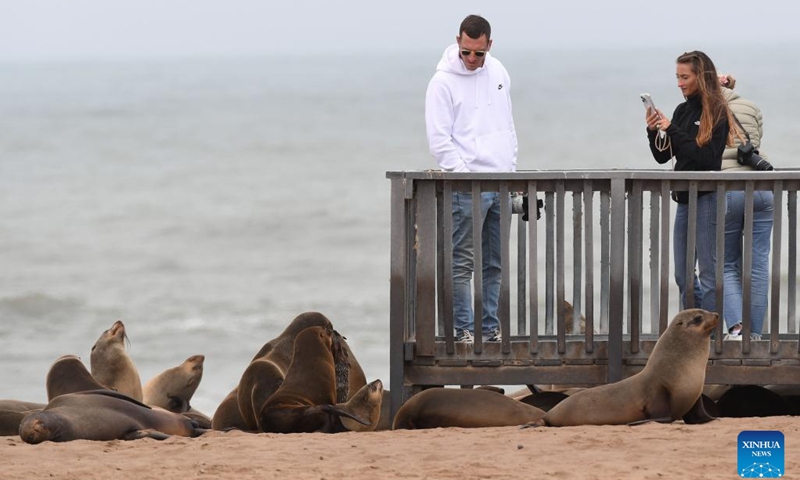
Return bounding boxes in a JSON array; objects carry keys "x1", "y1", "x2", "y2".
[{"x1": 646, "y1": 108, "x2": 660, "y2": 131}]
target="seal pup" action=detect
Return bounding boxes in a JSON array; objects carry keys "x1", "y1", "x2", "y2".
[
  {"x1": 143, "y1": 355, "x2": 205, "y2": 413},
  {"x1": 336, "y1": 379, "x2": 384, "y2": 432},
  {"x1": 143, "y1": 355, "x2": 211, "y2": 428},
  {"x1": 392, "y1": 387, "x2": 546, "y2": 430},
  {"x1": 90, "y1": 320, "x2": 143, "y2": 401},
  {"x1": 18, "y1": 390, "x2": 202, "y2": 443},
  {"x1": 46, "y1": 355, "x2": 107, "y2": 401},
  {"x1": 257, "y1": 326, "x2": 369, "y2": 433},
  {"x1": 534, "y1": 309, "x2": 719, "y2": 427}
]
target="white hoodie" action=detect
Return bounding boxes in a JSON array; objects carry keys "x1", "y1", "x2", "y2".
[{"x1": 425, "y1": 44, "x2": 518, "y2": 173}]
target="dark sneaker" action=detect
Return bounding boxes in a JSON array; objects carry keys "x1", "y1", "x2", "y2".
[
  {"x1": 724, "y1": 322, "x2": 743, "y2": 341},
  {"x1": 485, "y1": 329, "x2": 502, "y2": 342},
  {"x1": 455, "y1": 329, "x2": 474, "y2": 343}
]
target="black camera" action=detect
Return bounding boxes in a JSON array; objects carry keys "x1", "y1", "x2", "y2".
[
  {"x1": 737, "y1": 142, "x2": 774, "y2": 171},
  {"x1": 516, "y1": 194, "x2": 543, "y2": 222}
]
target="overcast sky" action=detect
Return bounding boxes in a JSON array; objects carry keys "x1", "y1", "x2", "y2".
[{"x1": 1, "y1": 1, "x2": 798, "y2": 60}]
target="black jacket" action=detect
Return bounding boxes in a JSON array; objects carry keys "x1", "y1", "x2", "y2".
[{"x1": 648, "y1": 94, "x2": 728, "y2": 203}]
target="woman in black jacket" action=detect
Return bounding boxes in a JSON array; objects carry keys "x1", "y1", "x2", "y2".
[{"x1": 645, "y1": 51, "x2": 735, "y2": 312}]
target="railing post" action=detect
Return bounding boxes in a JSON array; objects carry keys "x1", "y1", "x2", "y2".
[
  {"x1": 583, "y1": 181, "x2": 595, "y2": 351},
  {"x1": 770, "y1": 181, "x2": 783, "y2": 353},
  {"x1": 608, "y1": 177, "x2": 626, "y2": 383},
  {"x1": 628, "y1": 180, "x2": 643, "y2": 352},
  {"x1": 499, "y1": 181, "x2": 512, "y2": 354},
  {"x1": 527, "y1": 181, "x2": 540, "y2": 355},
  {"x1": 415, "y1": 181, "x2": 437, "y2": 357},
  {"x1": 389, "y1": 177, "x2": 411, "y2": 420}
]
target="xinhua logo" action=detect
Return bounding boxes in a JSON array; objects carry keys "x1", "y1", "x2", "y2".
[{"x1": 738, "y1": 430, "x2": 784, "y2": 478}]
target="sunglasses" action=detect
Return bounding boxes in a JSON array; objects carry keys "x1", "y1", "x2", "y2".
[{"x1": 460, "y1": 49, "x2": 486, "y2": 58}]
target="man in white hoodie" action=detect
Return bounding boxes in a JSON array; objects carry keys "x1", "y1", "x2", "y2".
[{"x1": 425, "y1": 14, "x2": 518, "y2": 343}]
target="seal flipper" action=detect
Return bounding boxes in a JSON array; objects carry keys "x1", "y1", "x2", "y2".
[
  {"x1": 626, "y1": 417, "x2": 673, "y2": 426},
  {"x1": 319, "y1": 404, "x2": 370, "y2": 426},
  {"x1": 122, "y1": 429, "x2": 171, "y2": 441},
  {"x1": 682, "y1": 395, "x2": 717, "y2": 424}
]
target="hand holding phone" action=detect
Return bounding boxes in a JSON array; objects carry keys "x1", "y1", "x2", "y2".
[
  {"x1": 641, "y1": 93, "x2": 668, "y2": 137},
  {"x1": 640, "y1": 93, "x2": 660, "y2": 118}
]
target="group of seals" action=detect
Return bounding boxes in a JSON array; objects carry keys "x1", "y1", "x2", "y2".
[
  {"x1": 258, "y1": 325, "x2": 373, "y2": 433},
  {"x1": 211, "y1": 311, "x2": 381, "y2": 434},
  {"x1": 14, "y1": 307, "x2": 774, "y2": 440},
  {"x1": 3, "y1": 319, "x2": 212, "y2": 443},
  {"x1": 6, "y1": 312, "x2": 384, "y2": 442},
  {"x1": 212, "y1": 311, "x2": 337, "y2": 431}
]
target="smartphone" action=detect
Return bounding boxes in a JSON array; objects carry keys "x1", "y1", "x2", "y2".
[{"x1": 640, "y1": 93, "x2": 660, "y2": 118}]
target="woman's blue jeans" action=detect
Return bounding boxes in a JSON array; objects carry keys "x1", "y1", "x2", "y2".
[
  {"x1": 723, "y1": 190, "x2": 774, "y2": 335},
  {"x1": 673, "y1": 193, "x2": 718, "y2": 312},
  {"x1": 451, "y1": 191, "x2": 506, "y2": 334}
]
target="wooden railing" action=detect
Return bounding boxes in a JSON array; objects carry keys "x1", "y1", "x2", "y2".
[{"x1": 387, "y1": 169, "x2": 800, "y2": 418}]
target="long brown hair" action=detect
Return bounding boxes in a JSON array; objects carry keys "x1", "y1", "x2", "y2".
[{"x1": 676, "y1": 51, "x2": 736, "y2": 147}]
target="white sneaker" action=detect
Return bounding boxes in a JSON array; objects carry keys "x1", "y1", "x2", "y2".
[
  {"x1": 723, "y1": 322, "x2": 743, "y2": 340},
  {"x1": 455, "y1": 329, "x2": 474, "y2": 343},
  {"x1": 485, "y1": 329, "x2": 502, "y2": 342}
]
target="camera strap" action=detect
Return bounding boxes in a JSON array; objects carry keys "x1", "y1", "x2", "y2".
[{"x1": 731, "y1": 113, "x2": 752, "y2": 146}]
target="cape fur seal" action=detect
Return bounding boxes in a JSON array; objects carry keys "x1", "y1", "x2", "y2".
[
  {"x1": 46, "y1": 355, "x2": 107, "y2": 401},
  {"x1": 392, "y1": 387, "x2": 546, "y2": 430},
  {"x1": 257, "y1": 326, "x2": 369, "y2": 433},
  {"x1": 18, "y1": 390, "x2": 203, "y2": 443},
  {"x1": 337, "y1": 379, "x2": 384, "y2": 432},
  {"x1": 535, "y1": 309, "x2": 718, "y2": 427},
  {"x1": 143, "y1": 354, "x2": 212, "y2": 429},
  {"x1": 1, "y1": 400, "x2": 45, "y2": 436},
  {"x1": 90, "y1": 320, "x2": 143, "y2": 401},
  {"x1": 143, "y1": 355, "x2": 205, "y2": 413}
]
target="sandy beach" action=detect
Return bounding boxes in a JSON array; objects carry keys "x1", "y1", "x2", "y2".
[{"x1": 2, "y1": 416, "x2": 796, "y2": 479}]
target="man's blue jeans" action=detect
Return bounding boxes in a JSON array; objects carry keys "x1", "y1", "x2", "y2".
[
  {"x1": 451, "y1": 191, "x2": 506, "y2": 334},
  {"x1": 673, "y1": 193, "x2": 718, "y2": 312},
  {"x1": 724, "y1": 190, "x2": 774, "y2": 335}
]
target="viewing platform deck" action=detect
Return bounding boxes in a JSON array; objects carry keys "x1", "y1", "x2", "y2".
[{"x1": 388, "y1": 169, "x2": 800, "y2": 417}]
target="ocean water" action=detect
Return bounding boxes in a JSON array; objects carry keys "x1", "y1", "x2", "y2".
[{"x1": 1, "y1": 45, "x2": 798, "y2": 415}]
